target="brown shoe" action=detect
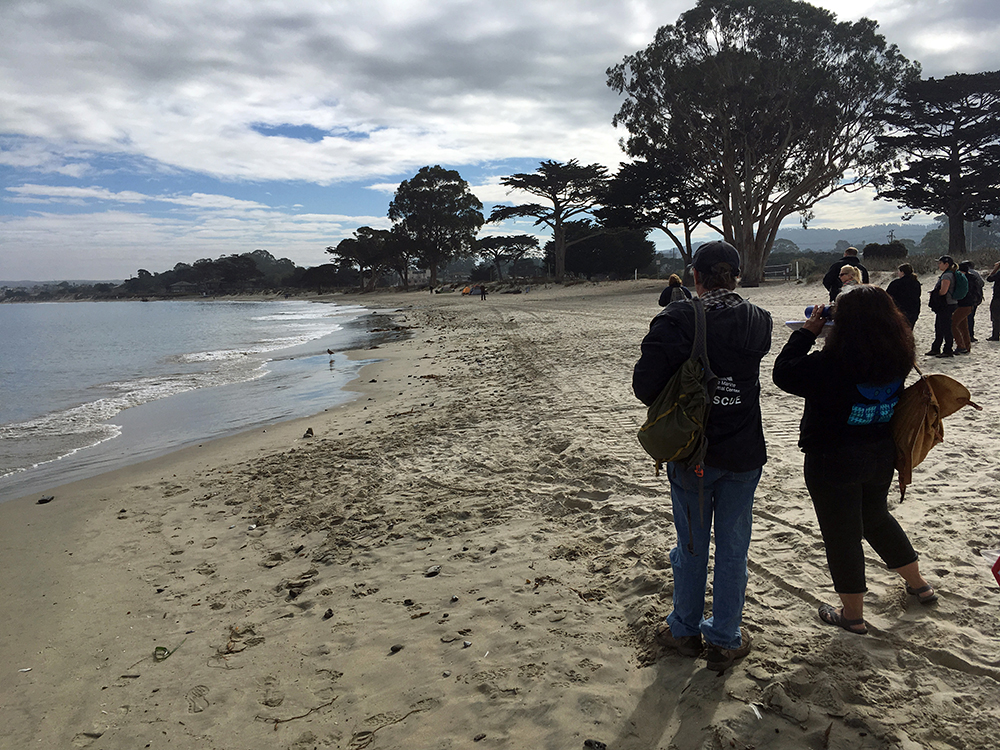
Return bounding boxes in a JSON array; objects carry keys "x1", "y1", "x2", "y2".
[
  {"x1": 705, "y1": 627, "x2": 751, "y2": 673},
  {"x1": 654, "y1": 622, "x2": 702, "y2": 657}
]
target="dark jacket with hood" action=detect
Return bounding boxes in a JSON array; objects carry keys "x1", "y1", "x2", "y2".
[
  {"x1": 886, "y1": 274, "x2": 921, "y2": 325},
  {"x1": 633, "y1": 295, "x2": 773, "y2": 472}
]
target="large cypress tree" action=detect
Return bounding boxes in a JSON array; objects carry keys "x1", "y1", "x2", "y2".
[
  {"x1": 607, "y1": 0, "x2": 918, "y2": 285},
  {"x1": 875, "y1": 71, "x2": 1000, "y2": 255},
  {"x1": 389, "y1": 166, "x2": 484, "y2": 288}
]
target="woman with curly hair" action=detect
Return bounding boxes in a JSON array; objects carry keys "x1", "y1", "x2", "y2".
[{"x1": 773, "y1": 285, "x2": 937, "y2": 635}]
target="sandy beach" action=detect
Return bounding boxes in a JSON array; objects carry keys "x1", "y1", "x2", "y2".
[{"x1": 1, "y1": 278, "x2": 998, "y2": 750}]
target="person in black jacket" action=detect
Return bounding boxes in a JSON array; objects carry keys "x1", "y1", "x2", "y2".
[
  {"x1": 658, "y1": 273, "x2": 693, "y2": 306},
  {"x1": 634, "y1": 241, "x2": 772, "y2": 673},
  {"x1": 773, "y1": 285, "x2": 937, "y2": 635},
  {"x1": 959, "y1": 260, "x2": 985, "y2": 343},
  {"x1": 885, "y1": 263, "x2": 921, "y2": 328},
  {"x1": 822, "y1": 247, "x2": 869, "y2": 302},
  {"x1": 988, "y1": 260, "x2": 1000, "y2": 341}
]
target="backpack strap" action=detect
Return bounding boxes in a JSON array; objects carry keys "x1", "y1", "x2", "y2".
[{"x1": 686, "y1": 298, "x2": 718, "y2": 554}]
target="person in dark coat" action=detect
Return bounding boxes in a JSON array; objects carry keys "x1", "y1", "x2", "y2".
[
  {"x1": 823, "y1": 247, "x2": 869, "y2": 302},
  {"x1": 634, "y1": 241, "x2": 772, "y2": 673},
  {"x1": 987, "y1": 260, "x2": 1000, "y2": 341},
  {"x1": 885, "y1": 263, "x2": 921, "y2": 328},
  {"x1": 773, "y1": 285, "x2": 937, "y2": 635},
  {"x1": 960, "y1": 261, "x2": 985, "y2": 342},
  {"x1": 657, "y1": 273, "x2": 693, "y2": 306}
]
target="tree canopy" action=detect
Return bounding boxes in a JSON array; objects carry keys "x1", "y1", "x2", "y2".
[
  {"x1": 476, "y1": 234, "x2": 540, "y2": 281},
  {"x1": 875, "y1": 71, "x2": 1000, "y2": 255},
  {"x1": 488, "y1": 159, "x2": 609, "y2": 282},
  {"x1": 601, "y1": 150, "x2": 715, "y2": 274},
  {"x1": 326, "y1": 226, "x2": 396, "y2": 291},
  {"x1": 388, "y1": 165, "x2": 484, "y2": 287},
  {"x1": 543, "y1": 220, "x2": 655, "y2": 279},
  {"x1": 607, "y1": 0, "x2": 919, "y2": 285}
]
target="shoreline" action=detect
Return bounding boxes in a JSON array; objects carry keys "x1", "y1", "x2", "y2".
[
  {"x1": 0, "y1": 300, "x2": 402, "y2": 504},
  {"x1": 2, "y1": 280, "x2": 998, "y2": 750}
]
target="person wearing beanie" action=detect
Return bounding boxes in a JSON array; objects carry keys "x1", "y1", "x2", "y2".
[{"x1": 634, "y1": 240, "x2": 772, "y2": 674}]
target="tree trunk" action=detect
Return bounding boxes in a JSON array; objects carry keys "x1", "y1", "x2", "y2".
[
  {"x1": 739, "y1": 226, "x2": 765, "y2": 287},
  {"x1": 947, "y1": 212, "x2": 967, "y2": 256},
  {"x1": 553, "y1": 223, "x2": 566, "y2": 282}
]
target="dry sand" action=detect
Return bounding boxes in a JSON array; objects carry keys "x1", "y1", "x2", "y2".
[{"x1": 1, "y1": 278, "x2": 998, "y2": 750}]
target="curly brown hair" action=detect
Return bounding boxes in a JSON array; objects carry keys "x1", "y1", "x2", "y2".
[{"x1": 825, "y1": 285, "x2": 915, "y2": 383}]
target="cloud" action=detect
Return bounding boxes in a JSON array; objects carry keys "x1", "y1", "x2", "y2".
[
  {"x1": 2, "y1": 1, "x2": 999, "y2": 279},
  {"x1": 0, "y1": 206, "x2": 392, "y2": 279}
]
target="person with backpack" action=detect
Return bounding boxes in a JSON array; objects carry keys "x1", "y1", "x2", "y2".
[
  {"x1": 633, "y1": 241, "x2": 772, "y2": 673},
  {"x1": 952, "y1": 261, "x2": 976, "y2": 354},
  {"x1": 773, "y1": 286, "x2": 937, "y2": 635},
  {"x1": 658, "y1": 273, "x2": 693, "y2": 306},
  {"x1": 927, "y1": 255, "x2": 960, "y2": 358},
  {"x1": 959, "y1": 261, "x2": 986, "y2": 343}
]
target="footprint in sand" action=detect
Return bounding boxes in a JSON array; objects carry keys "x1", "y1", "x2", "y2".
[
  {"x1": 202, "y1": 537, "x2": 218, "y2": 549},
  {"x1": 260, "y1": 675, "x2": 285, "y2": 707},
  {"x1": 71, "y1": 731, "x2": 104, "y2": 748},
  {"x1": 186, "y1": 685, "x2": 210, "y2": 713}
]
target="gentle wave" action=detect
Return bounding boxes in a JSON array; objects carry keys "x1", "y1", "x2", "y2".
[{"x1": 0, "y1": 359, "x2": 269, "y2": 448}]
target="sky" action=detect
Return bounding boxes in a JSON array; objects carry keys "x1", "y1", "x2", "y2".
[{"x1": 2, "y1": 0, "x2": 999, "y2": 281}]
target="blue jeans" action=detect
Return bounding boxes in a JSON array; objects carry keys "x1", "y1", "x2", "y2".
[{"x1": 665, "y1": 462, "x2": 761, "y2": 650}]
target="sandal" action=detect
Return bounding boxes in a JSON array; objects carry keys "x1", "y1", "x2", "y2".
[
  {"x1": 906, "y1": 584, "x2": 939, "y2": 605},
  {"x1": 818, "y1": 603, "x2": 868, "y2": 635}
]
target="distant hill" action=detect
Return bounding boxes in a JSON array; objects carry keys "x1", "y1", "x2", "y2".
[
  {"x1": 1, "y1": 279, "x2": 124, "y2": 288},
  {"x1": 773, "y1": 223, "x2": 934, "y2": 252}
]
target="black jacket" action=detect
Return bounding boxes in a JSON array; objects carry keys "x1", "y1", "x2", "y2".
[
  {"x1": 886, "y1": 274, "x2": 921, "y2": 324},
  {"x1": 772, "y1": 328, "x2": 907, "y2": 453},
  {"x1": 823, "y1": 258, "x2": 870, "y2": 302},
  {"x1": 633, "y1": 296, "x2": 773, "y2": 471},
  {"x1": 658, "y1": 284, "x2": 693, "y2": 307}
]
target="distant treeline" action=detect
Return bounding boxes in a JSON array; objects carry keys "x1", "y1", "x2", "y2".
[{"x1": 2, "y1": 249, "x2": 368, "y2": 301}]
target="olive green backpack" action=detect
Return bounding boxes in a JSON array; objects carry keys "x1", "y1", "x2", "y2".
[{"x1": 637, "y1": 297, "x2": 717, "y2": 476}]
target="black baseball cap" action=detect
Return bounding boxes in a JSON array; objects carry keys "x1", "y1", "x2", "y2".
[
  {"x1": 937, "y1": 255, "x2": 954, "y2": 265},
  {"x1": 692, "y1": 241, "x2": 741, "y2": 275}
]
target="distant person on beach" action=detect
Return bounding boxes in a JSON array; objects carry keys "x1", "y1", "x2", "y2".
[
  {"x1": 633, "y1": 240, "x2": 772, "y2": 673},
  {"x1": 658, "y1": 273, "x2": 693, "y2": 306},
  {"x1": 823, "y1": 247, "x2": 869, "y2": 302},
  {"x1": 885, "y1": 263, "x2": 921, "y2": 328},
  {"x1": 959, "y1": 261, "x2": 985, "y2": 343},
  {"x1": 480, "y1": 285, "x2": 487, "y2": 300},
  {"x1": 927, "y1": 255, "x2": 959, "y2": 358},
  {"x1": 988, "y1": 260, "x2": 1000, "y2": 341},
  {"x1": 773, "y1": 285, "x2": 938, "y2": 636}
]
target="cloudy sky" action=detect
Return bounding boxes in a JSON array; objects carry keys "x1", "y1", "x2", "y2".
[{"x1": 2, "y1": 0, "x2": 999, "y2": 281}]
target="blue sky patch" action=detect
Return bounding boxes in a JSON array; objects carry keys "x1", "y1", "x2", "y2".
[{"x1": 249, "y1": 123, "x2": 331, "y2": 143}]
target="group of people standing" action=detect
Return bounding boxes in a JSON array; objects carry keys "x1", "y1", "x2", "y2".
[
  {"x1": 824, "y1": 247, "x2": 998, "y2": 358},
  {"x1": 634, "y1": 241, "x2": 957, "y2": 674}
]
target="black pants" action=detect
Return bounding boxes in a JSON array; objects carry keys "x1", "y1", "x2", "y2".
[
  {"x1": 804, "y1": 440, "x2": 918, "y2": 594},
  {"x1": 931, "y1": 305, "x2": 955, "y2": 354}
]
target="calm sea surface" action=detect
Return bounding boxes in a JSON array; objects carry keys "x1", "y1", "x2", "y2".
[{"x1": 0, "y1": 299, "x2": 386, "y2": 502}]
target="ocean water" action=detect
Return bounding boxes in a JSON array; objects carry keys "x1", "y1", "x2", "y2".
[{"x1": 0, "y1": 299, "x2": 388, "y2": 502}]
